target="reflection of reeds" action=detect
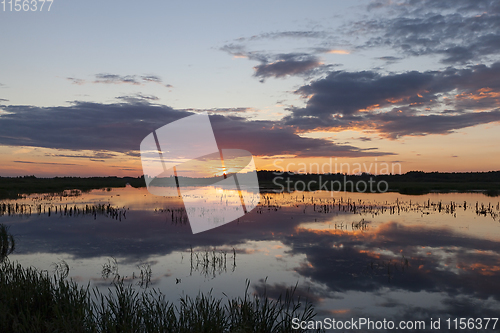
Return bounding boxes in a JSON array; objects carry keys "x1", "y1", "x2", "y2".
[
  {"x1": 0, "y1": 201, "x2": 127, "y2": 220},
  {"x1": 102, "y1": 257, "x2": 119, "y2": 282},
  {"x1": 366, "y1": 255, "x2": 410, "y2": 283},
  {"x1": 188, "y1": 247, "x2": 234, "y2": 278},
  {"x1": 52, "y1": 260, "x2": 70, "y2": 279},
  {"x1": 137, "y1": 263, "x2": 152, "y2": 288},
  {"x1": 255, "y1": 194, "x2": 500, "y2": 222},
  {"x1": 0, "y1": 260, "x2": 319, "y2": 332},
  {"x1": 101, "y1": 258, "x2": 154, "y2": 289},
  {"x1": 352, "y1": 218, "x2": 369, "y2": 230},
  {"x1": 0, "y1": 224, "x2": 15, "y2": 261},
  {"x1": 226, "y1": 279, "x2": 317, "y2": 333},
  {"x1": 155, "y1": 207, "x2": 189, "y2": 225}
]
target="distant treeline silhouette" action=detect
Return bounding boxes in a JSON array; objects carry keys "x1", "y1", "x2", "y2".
[
  {"x1": 0, "y1": 170, "x2": 499, "y2": 199},
  {"x1": 257, "y1": 170, "x2": 500, "y2": 183},
  {"x1": 258, "y1": 170, "x2": 500, "y2": 195},
  {"x1": 0, "y1": 176, "x2": 145, "y2": 199}
]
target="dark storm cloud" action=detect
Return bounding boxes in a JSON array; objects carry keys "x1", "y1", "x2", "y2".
[
  {"x1": 374, "y1": 109, "x2": 500, "y2": 138},
  {"x1": 284, "y1": 62, "x2": 500, "y2": 138},
  {"x1": 253, "y1": 54, "x2": 322, "y2": 80},
  {"x1": 292, "y1": 70, "x2": 436, "y2": 117},
  {"x1": 0, "y1": 101, "x2": 391, "y2": 158},
  {"x1": 0, "y1": 101, "x2": 185, "y2": 154},
  {"x1": 361, "y1": 0, "x2": 500, "y2": 64},
  {"x1": 115, "y1": 93, "x2": 160, "y2": 103},
  {"x1": 209, "y1": 114, "x2": 392, "y2": 158},
  {"x1": 221, "y1": 45, "x2": 329, "y2": 80}
]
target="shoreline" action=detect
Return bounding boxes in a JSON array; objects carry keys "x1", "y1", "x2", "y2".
[{"x1": 0, "y1": 172, "x2": 499, "y2": 199}]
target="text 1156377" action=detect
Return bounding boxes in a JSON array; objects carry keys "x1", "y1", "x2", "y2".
[{"x1": 1, "y1": 0, "x2": 53, "y2": 11}]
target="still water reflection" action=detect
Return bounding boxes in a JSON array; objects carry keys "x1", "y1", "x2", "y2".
[{"x1": 1, "y1": 186, "x2": 500, "y2": 326}]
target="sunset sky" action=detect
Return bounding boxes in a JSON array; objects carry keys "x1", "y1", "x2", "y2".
[{"x1": 0, "y1": 0, "x2": 499, "y2": 177}]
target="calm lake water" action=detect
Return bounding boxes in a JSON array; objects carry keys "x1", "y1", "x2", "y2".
[{"x1": 2, "y1": 186, "x2": 500, "y2": 329}]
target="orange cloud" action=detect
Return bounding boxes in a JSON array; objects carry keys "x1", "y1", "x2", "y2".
[
  {"x1": 326, "y1": 49, "x2": 350, "y2": 54},
  {"x1": 455, "y1": 87, "x2": 500, "y2": 101},
  {"x1": 456, "y1": 262, "x2": 500, "y2": 276}
]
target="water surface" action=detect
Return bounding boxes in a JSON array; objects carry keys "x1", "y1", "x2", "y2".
[{"x1": 2, "y1": 187, "x2": 500, "y2": 328}]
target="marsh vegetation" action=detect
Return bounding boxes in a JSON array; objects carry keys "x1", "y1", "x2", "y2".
[
  {"x1": 0, "y1": 224, "x2": 320, "y2": 332},
  {"x1": 0, "y1": 261, "x2": 319, "y2": 332},
  {"x1": 2, "y1": 187, "x2": 500, "y2": 331}
]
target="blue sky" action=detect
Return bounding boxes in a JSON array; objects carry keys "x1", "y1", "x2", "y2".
[
  {"x1": 1, "y1": 0, "x2": 361, "y2": 109},
  {"x1": 0, "y1": 0, "x2": 499, "y2": 176}
]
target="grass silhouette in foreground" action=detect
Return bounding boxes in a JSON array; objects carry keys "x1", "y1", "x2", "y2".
[
  {"x1": 0, "y1": 224, "x2": 15, "y2": 259},
  {"x1": 0, "y1": 225, "x2": 319, "y2": 332},
  {"x1": 0, "y1": 261, "x2": 318, "y2": 333}
]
